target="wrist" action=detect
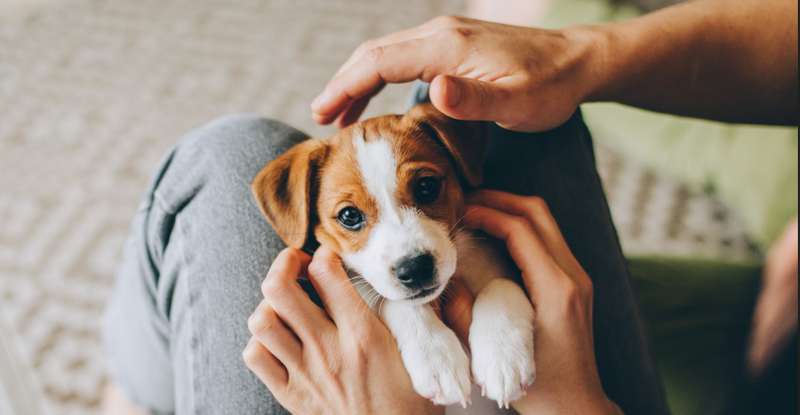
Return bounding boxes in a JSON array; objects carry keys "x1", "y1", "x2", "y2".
[
  {"x1": 559, "y1": 24, "x2": 615, "y2": 104},
  {"x1": 512, "y1": 388, "x2": 621, "y2": 415}
]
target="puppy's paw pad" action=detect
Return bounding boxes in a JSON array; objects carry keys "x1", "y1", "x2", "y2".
[{"x1": 402, "y1": 329, "x2": 471, "y2": 406}]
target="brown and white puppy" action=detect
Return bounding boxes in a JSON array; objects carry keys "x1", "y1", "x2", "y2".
[{"x1": 252, "y1": 104, "x2": 535, "y2": 409}]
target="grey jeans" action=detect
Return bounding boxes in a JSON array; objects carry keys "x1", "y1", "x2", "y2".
[{"x1": 104, "y1": 93, "x2": 669, "y2": 415}]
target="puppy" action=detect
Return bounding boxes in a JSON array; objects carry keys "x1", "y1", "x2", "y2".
[{"x1": 252, "y1": 104, "x2": 535, "y2": 409}]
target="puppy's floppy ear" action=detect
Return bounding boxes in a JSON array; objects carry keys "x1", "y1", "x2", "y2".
[
  {"x1": 405, "y1": 103, "x2": 488, "y2": 187},
  {"x1": 251, "y1": 139, "x2": 329, "y2": 250}
]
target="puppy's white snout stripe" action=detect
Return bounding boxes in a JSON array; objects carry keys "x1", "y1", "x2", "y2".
[
  {"x1": 353, "y1": 132, "x2": 401, "y2": 224},
  {"x1": 344, "y1": 134, "x2": 457, "y2": 302}
]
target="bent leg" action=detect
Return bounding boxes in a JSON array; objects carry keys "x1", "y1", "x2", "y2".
[{"x1": 103, "y1": 115, "x2": 306, "y2": 414}]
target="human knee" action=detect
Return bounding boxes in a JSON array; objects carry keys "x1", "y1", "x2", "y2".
[{"x1": 179, "y1": 114, "x2": 308, "y2": 174}]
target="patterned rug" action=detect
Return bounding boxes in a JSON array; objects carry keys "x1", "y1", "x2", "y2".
[{"x1": 0, "y1": 1, "x2": 757, "y2": 414}]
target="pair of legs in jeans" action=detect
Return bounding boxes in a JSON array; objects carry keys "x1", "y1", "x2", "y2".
[{"x1": 103, "y1": 87, "x2": 669, "y2": 414}]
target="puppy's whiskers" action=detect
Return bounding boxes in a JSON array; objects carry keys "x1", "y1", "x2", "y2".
[
  {"x1": 347, "y1": 274, "x2": 383, "y2": 313},
  {"x1": 448, "y1": 214, "x2": 467, "y2": 237}
]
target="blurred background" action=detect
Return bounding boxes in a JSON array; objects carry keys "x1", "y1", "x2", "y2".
[{"x1": 0, "y1": 0, "x2": 795, "y2": 414}]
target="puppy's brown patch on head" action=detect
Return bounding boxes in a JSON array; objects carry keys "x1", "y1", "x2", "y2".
[
  {"x1": 403, "y1": 104, "x2": 488, "y2": 188},
  {"x1": 392, "y1": 126, "x2": 465, "y2": 233},
  {"x1": 252, "y1": 104, "x2": 487, "y2": 260},
  {"x1": 312, "y1": 108, "x2": 483, "y2": 256},
  {"x1": 314, "y1": 129, "x2": 378, "y2": 254}
]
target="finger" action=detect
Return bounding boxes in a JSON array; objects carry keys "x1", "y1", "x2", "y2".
[
  {"x1": 248, "y1": 300, "x2": 303, "y2": 368},
  {"x1": 333, "y1": 88, "x2": 380, "y2": 128},
  {"x1": 429, "y1": 74, "x2": 518, "y2": 124},
  {"x1": 314, "y1": 26, "x2": 436, "y2": 125},
  {"x1": 468, "y1": 190, "x2": 585, "y2": 279},
  {"x1": 312, "y1": 37, "x2": 444, "y2": 122},
  {"x1": 334, "y1": 23, "x2": 441, "y2": 77},
  {"x1": 441, "y1": 279, "x2": 474, "y2": 345},
  {"x1": 307, "y1": 246, "x2": 371, "y2": 325},
  {"x1": 263, "y1": 249, "x2": 333, "y2": 341},
  {"x1": 243, "y1": 336, "x2": 288, "y2": 392},
  {"x1": 463, "y1": 204, "x2": 566, "y2": 302}
]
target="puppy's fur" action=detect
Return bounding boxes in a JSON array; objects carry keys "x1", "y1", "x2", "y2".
[{"x1": 252, "y1": 104, "x2": 535, "y2": 408}]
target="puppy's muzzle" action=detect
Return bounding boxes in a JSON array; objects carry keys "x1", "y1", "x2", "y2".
[{"x1": 394, "y1": 252, "x2": 437, "y2": 290}]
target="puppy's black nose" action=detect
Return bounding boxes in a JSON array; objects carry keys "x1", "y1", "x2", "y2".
[{"x1": 394, "y1": 253, "x2": 436, "y2": 288}]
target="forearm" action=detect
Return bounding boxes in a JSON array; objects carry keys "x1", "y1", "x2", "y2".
[{"x1": 578, "y1": 0, "x2": 798, "y2": 125}]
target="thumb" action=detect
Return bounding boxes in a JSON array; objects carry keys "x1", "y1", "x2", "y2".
[
  {"x1": 308, "y1": 246, "x2": 368, "y2": 324},
  {"x1": 429, "y1": 74, "x2": 513, "y2": 124}
]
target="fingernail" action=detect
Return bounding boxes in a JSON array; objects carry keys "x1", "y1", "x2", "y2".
[
  {"x1": 445, "y1": 77, "x2": 461, "y2": 108},
  {"x1": 311, "y1": 90, "x2": 330, "y2": 111}
]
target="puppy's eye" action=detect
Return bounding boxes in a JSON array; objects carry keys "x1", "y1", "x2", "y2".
[
  {"x1": 414, "y1": 176, "x2": 442, "y2": 204},
  {"x1": 337, "y1": 207, "x2": 365, "y2": 231}
]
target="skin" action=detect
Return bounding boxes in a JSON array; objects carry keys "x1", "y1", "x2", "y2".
[
  {"x1": 243, "y1": 247, "x2": 441, "y2": 415},
  {"x1": 311, "y1": 0, "x2": 797, "y2": 130},
  {"x1": 747, "y1": 218, "x2": 798, "y2": 376},
  {"x1": 245, "y1": 191, "x2": 622, "y2": 414}
]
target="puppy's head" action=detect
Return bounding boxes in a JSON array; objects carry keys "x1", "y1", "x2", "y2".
[{"x1": 253, "y1": 104, "x2": 487, "y2": 303}]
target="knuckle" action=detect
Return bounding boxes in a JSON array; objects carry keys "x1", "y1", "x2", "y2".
[
  {"x1": 262, "y1": 279, "x2": 284, "y2": 299},
  {"x1": 355, "y1": 40, "x2": 374, "y2": 55},
  {"x1": 433, "y1": 15, "x2": 464, "y2": 27},
  {"x1": 431, "y1": 15, "x2": 455, "y2": 27},
  {"x1": 356, "y1": 328, "x2": 382, "y2": 349},
  {"x1": 364, "y1": 46, "x2": 385, "y2": 66},
  {"x1": 308, "y1": 258, "x2": 336, "y2": 280},
  {"x1": 247, "y1": 308, "x2": 274, "y2": 335},
  {"x1": 242, "y1": 340, "x2": 260, "y2": 365},
  {"x1": 562, "y1": 279, "x2": 580, "y2": 300},
  {"x1": 556, "y1": 278, "x2": 587, "y2": 315},
  {"x1": 442, "y1": 26, "x2": 472, "y2": 47},
  {"x1": 526, "y1": 195, "x2": 548, "y2": 210},
  {"x1": 524, "y1": 195, "x2": 548, "y2": 219},
  {"x1": 247, "y1": 312, "x2": 260, "y2": 334},
  {"x1": 497, "y1": 118, "x2": 524, "y2": 131},
  {"x1": 283, "y1": 248, "x2": 304, "y2": 263},
  {"x1": 580, "y1": 276, "x2": 594, "y2": 299},
  {"x1": 508, "y1": 216, "x2": 529, "y2": 233}
]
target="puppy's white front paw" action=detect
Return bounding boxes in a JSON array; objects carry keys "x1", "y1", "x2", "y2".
[
  {"x1": 470, "y1": 279, "x2": 536, "y2": 408},
  {"x1": 401, "y1": 326, "x2": 471, "y2": 407}
]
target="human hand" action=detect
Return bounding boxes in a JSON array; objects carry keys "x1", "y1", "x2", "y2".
[
  {"x1": 243, "y1": 247, "x2": 442, "y2": 415},
  {"x1": 748, "y1": 218, "x2": 798, "y2": 376},
  {"x1": 311, "y1": 16, "x2": 599, "y2": 132},
  {"x1": 443, "y1": 190, "x2": 622, "y2": 414}
]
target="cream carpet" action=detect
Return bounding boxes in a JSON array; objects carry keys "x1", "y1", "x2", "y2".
[{"x1": 0, "y1": 1, "x2": 756, "y2": 414}]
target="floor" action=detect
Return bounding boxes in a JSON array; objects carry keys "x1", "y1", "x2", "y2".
[{"x1": 0, "y1": 1, "x2": 756, "y2": 414}]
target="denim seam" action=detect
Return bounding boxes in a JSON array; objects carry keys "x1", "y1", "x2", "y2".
[{"x1": 176, "y1": 216, "x2": 197, "y2": 415}]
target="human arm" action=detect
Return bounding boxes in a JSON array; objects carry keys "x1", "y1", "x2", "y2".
[
  {"x1": 590, "y1": 0, "x2": 798, "y2": 125},
  {"x1": 242, "y1": 248, "x2": 442, "y2": 415},
  {"x1": 312, "y1": 0, "x2": 797, "y2": 131}
]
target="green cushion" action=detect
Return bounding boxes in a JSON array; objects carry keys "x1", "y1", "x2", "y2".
[{"x1": 629, "y1": 256, "x2": 760, "y2": 415}]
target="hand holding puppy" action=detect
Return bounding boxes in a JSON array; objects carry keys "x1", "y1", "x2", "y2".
[
  {"x1": 243, "y1": 247, "x2": 442, "y2": 415},
  {"x1": 450, "y1": 190, "x2": 622, "y2": 414}
]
